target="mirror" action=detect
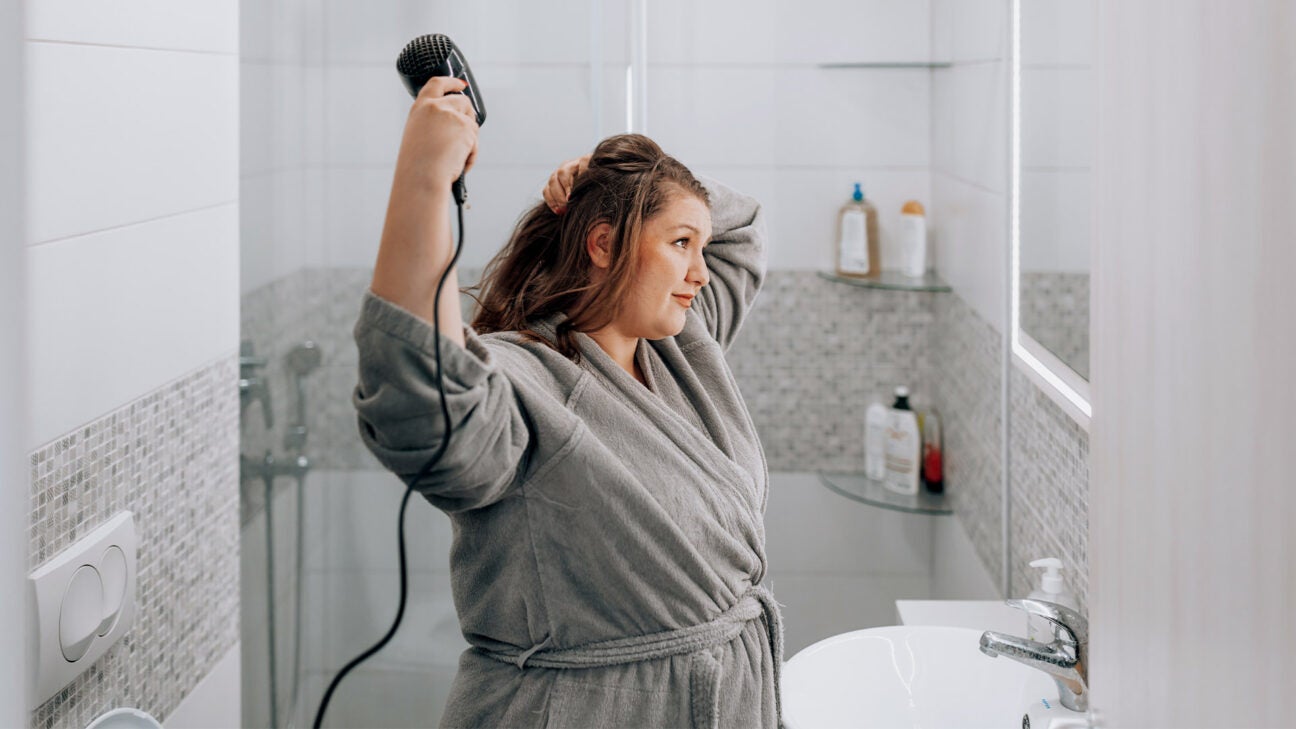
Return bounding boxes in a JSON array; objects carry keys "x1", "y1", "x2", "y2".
[{"x1": 1011, "y1": 0, "x2": 1094, "y2": 423}]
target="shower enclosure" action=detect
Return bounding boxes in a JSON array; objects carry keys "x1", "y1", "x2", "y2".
[
  {"x1": 239, "y1": 1, "x2": 633, "y2": 725},
  {"x1": 239, "y1": 2, "x2": 1006, "y2": 727}
]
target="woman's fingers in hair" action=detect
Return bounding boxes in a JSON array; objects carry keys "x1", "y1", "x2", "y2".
[{"x1": 544, "y1": 154, "x2": 594, "y2": 214}]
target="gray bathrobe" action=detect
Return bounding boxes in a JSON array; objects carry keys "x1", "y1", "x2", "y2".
[{"x1": 353, "y1": 176, "x2": 782, "y2": 729}]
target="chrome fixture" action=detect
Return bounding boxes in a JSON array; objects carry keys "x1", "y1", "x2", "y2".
[
  {"x1": 282, "y1": 341, "x2": 321, "y2": 453},
  {"x1": 237, "y1": 338, "x2": 321, "y2": 729},
  {"x1": 239, "y1": 340, "x2": 274, "y2": 430},
  {"x1": 979, "y1": 598, "x2": 1089, "y2": 712}
]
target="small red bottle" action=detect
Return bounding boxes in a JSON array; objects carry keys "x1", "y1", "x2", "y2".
[{"x1": 922, "y1": 409, "x2": 944, "y2": 493}]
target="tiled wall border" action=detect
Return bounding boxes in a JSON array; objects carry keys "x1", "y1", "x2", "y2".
[{"x1": 28, "y1": 356, "x2": 240, "y2": 729}]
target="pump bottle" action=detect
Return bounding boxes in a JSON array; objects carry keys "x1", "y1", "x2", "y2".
[
  {"x1": 1026, "y1": 557, "x2": 1079, "y2": 643},
  {"x1": 835, "y1": 182, "x2": 880, "y2": 278}
]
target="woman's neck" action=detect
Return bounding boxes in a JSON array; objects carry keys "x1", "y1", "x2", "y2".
[{"x1": 585, "y1": 326, "x2": 643, "y2": 384}]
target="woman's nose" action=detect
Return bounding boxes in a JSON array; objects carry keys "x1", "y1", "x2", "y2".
[{"x1": 689, "y1": 250, "x2": 710, "y2": 289}]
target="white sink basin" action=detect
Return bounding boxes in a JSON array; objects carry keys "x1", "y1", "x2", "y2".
[{"x1": 782, "y1": 625, "x2": 1084, "y2": 729}]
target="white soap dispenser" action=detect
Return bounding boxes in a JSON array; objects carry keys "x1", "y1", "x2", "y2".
[{"x1": 1026, "y1": 557, "x2": 1079, "y2": 643}]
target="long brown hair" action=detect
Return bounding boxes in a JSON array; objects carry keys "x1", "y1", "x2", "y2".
[{"x1": 465, "y1": 133, "x2": 710, "y2": 362}]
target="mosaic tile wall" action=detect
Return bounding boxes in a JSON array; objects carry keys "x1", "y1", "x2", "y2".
[
  {"x1": 931, "y1": 292, "x2": 1006, "y2": 588},
  {"x1": 241, "y1": 267, "x2": 940, "y2": 476},
  {"x1": 1021, "y1": 271, "x2": 1090, "y2": 380},
  {"x1": 28, "y1": 357, "x2": 240, "y2": 729},
  {"x1": 1008, "y1": 365, "x2": 1090, "y2": 614}
]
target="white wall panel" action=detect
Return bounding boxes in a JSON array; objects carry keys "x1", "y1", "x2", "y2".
[
  {"x1": 1090, "y1": 1, "x2": 1296, "y2": 723},
  {"x1": 325, "y1": 63, "x2": 608, "y2": 170},
  {"x1": 931, "y1": 173, "x2": 1006, "y2": 332},
  {"x1": 648, "y1": 0, "x2": 930, "y2": 65},
  {"x1": 646, "y1": 67, "x2": 930, "y2": 170},
  {"x1": 26, "y1": 43, "x2": 238, "y2": 245},
  {"x1": 26, "y1": 204, "x2": 239, "y2": 448},
  {"x1": 26, "y1": 0, "x2": 237, "y2": 53},
  {"x1": 950, "y1": 61, "x2": 1009, "y2": 194},
  {"x1": 323, "y1": 0, "x2": 629, "y2": 66}
]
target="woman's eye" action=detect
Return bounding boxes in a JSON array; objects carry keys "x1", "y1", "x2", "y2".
[{"x1": 674, "y1": 238, "x2": 689, "y2": 248}]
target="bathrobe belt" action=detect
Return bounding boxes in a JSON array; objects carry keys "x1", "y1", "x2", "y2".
[{"x1": 479, "y1": 584, "x2": 785, "y2": 729}]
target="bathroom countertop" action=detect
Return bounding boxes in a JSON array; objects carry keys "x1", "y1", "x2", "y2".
[{"x1": 895, "y1": 600, "x2": 1025, "y2": 635}]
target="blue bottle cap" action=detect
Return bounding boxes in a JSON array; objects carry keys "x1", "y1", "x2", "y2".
[{"x1": 853, "y1": 182, "x2": 863, "y2": 202}]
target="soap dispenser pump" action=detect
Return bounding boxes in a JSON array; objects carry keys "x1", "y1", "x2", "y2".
[{"x1": 1026, "y1": 557, "x2": 1078, "y2": 643}]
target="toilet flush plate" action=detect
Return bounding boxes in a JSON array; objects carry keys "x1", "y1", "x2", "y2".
[{"x1": 28, "y1": 511, "x2": 137, "y2": 708}]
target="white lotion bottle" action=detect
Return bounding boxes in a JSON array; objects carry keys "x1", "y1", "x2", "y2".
[
  {"x1": 883, "y1": 386, "x2": 921, "y2": 495},
  {"x1": 1026, "y1": 557, "x2": 1079, "y2": 643},
  {"x1": 865, "y1": 400, "x2": 889, "y2": 480},
  {"x1": 900, "y1": 200, "x2": 927, "y2": 278}
]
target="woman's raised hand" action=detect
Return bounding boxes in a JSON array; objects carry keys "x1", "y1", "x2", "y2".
[
  {"x1": 543, "y1": 154, "x2": 592, "y2": 214},
  {"x1": 393, "y1": 76, "x2": 480, "y2": 192}
]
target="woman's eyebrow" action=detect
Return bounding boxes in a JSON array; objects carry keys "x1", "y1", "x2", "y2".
[{"x1": 673, "y1": 224, "x2": 711, "y2": 244}]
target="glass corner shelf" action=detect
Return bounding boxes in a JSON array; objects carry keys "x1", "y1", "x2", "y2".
[
  {"x1": 817, "y1": 270, "x2": 953, "y2": 292},
  {"x1": 817, "y1": 471, "x2": 952, "y2": 515}
]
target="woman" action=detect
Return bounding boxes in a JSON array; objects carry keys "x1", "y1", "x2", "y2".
[{"x1": 354, "y1": 75, "x2": 781, "y2": 728}]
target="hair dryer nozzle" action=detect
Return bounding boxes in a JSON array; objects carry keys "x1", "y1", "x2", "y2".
[{"x1": 396, "y1": 34, "x2": 486, "y2": 127}]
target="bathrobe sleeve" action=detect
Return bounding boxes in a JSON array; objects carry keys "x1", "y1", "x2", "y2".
[
  {"x1": 352, "y1": 290, "x2": 531, "y2": 512},
  {"x1": 692, "y1": 174, "x2": 769, "y2": 351}
]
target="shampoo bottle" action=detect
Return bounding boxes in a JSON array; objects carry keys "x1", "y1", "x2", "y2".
[
  {"x1": 883, "y1": 386, "x2": 921, "y2": 495},
  {"x1": 835, "y1": 183, "x2": 880, "y2": 278},
  {"x1": 865, "y1": 400, "x2": 889, "y2": 480},
  {"x1": 900, "y1": 200, "x2": 928, "y2": 278},
  {"x1": 1026, "y1": 558, "x2": 1079, "y2": 643}
]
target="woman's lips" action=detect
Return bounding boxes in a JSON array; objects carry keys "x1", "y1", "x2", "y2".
[{"x1": 673, "y1": 294, "x2": 693, "y2": 306}]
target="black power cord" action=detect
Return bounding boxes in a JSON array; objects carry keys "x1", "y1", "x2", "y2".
[{"x1": 313, "y1": 199, "x2": 466, "y2": 728}]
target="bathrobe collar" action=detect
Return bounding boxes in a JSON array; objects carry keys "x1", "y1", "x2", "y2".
[{"x1": 527, "y1": 310, "x2": 760, "y2": 505}]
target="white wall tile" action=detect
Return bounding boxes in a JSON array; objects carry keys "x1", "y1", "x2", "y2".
[
  {"x1": 696, "y1": 166, "x2": 931, "y2": 272},
  {"x1": 1021, "y1": 67, "x2": 1093, "y2": 169},
  {"x1": 242, "y1": 0, "x2": 320, "y2": 64},
  {"x1": 241, "y1": 62, "x2": 315, "y2": 178},
  {"x1": 325, "y1": 63, "x2": 610, "y2": 170},
  {"x1": 1019, "y1": 169, "x2": 1091, "y2": 273},
  {"x1": 26, "y1": 0, "x2": 237, "y2": 53},
  {"x1": 645, "y1": 66, "x2": 929, "y2": 169},
  {"x1": 323, "y1": 0, "x2": 629, "y2": 66},
  {"x1": 241, "y1": 170, "x2": 324, "y2": 293},
  {"x1": 931, "y1": 515, "x2": 1001, "y2": 599},
  {"x1": 764, "y1": 473, "x2": 933, "y2": 575},
  {"x1": 26, "y1": 43, "x2": 238, "y2": 244},
  {"x1": 315, "y1": 568, "x2": 468, "y2": 670},
  {"x1": 316, "y1": 470, "x2": 454, "y2": 574},
  {"x1": 26, "y1": 204, "x2": 239, "y2": 448},
  {"x1": 950, "y1": 60, "x2": 1010, "y2": 193},
  {"x1": 948, "y1": 0, "x2": 1007, "y2": 62},
  {"x1": 930, "y1": 0, "x2": 954, "y2": 63},
  {"x1": 931, "y1": 172, "x2": 1006, "y2": 332},
  {"x1": 1020, "y1": 0, "x2": 1094, "y2": 66},
  {"x1": 769, "y1": 573, "x2": 932, "y2": 656},
  {"x1": 648, "y1": 0, "x2": 930, "y2": 65}
]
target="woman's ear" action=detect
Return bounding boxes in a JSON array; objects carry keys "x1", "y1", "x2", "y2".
[{"x1": 585, "y1": 222, "x2": 614, "y2": 269}]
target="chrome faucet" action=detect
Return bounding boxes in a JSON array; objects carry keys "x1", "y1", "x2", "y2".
[
  {"x1": 239, "y1": 340, "x2": 274, "y2": 430},
  {"x1": 979, "y1": 598, "x2": 1089, "y2": 712}
]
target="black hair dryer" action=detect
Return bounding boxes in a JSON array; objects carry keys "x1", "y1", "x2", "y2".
[{"x1": 396, "y1": 34, "x2": 487, "y2": 205}]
